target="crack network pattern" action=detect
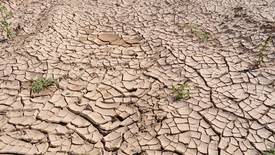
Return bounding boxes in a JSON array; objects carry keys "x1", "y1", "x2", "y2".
[{"x1": 0, "y1": 0, "x2": 274, "y2": 154}]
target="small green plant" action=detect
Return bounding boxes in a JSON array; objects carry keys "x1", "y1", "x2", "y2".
[
  {"x1": 31, "y1": 77, "x2": 55, "y2": 93},
  {"x1": 257, "y1": 35, "x2": 273, "y2": 67},
  {"x1": 187, "y1": 23, "x2": 210, "y2": 42},
  {"x1": 263, "y1": 147, "x2": 275, "y2": 155},
  {"x1": 172, "y1": 83, "x2": 190, "y2": 101},
  {"x1": 0, "y1": 3, "x2": 12, "y2": 38}
]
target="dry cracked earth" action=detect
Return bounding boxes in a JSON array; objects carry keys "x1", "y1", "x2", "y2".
[{"x1": 0, "y1": 0, "x2": 275, "y2": 154}]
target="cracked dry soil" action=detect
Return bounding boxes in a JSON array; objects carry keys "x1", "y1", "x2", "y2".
[{"x1": 0, "y1": 0, "x2": 275, "y2": 154}]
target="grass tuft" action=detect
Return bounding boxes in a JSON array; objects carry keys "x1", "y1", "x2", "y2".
[
  {"x1": 257, "y1": 35, "x2": 273, "y2": 67},
  {"x1": 187, "y1": 23, "x2": 210, "y2": 42},
  {"x1": 172, "y1": 83, "x2": 190, "y2": 101},
  {"x1": 0, "y1": 3, "x2": 12, "y2": 38},
  {"x1": 263, "y1": 147, "x2": 275, "y2": 155},
  {"x1": 31, "y1": 77, "x2": 55, "y2": 93}
]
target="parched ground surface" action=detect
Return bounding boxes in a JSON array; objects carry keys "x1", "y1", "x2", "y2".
[{"x1": 0, "y1": 0, "x2": 275, "y2": 154}]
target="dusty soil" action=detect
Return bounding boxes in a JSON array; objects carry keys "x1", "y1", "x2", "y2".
[{"x1": 0, "y1": 0, "x2": 275, "y2": 154}]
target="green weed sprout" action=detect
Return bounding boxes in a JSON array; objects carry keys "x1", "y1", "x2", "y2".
[
  {"x1": 172, "y1": 83, "x2": 190, "y2": 101},
  {"x1": 31, "y1": 77, "x2": 55, "y2": 93},
  {"x1": 263, "y1": 147, "x2": 275, "y2": 155},
  {"x1": 187, "y1": 23, "x2": 209, "y2": 42},
  {"x1": 257, "y1": 35, "x2": 273, "y2": 67},
  {"x1": 0, "y1": 3, "x2": 12, "y2": 38}
]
